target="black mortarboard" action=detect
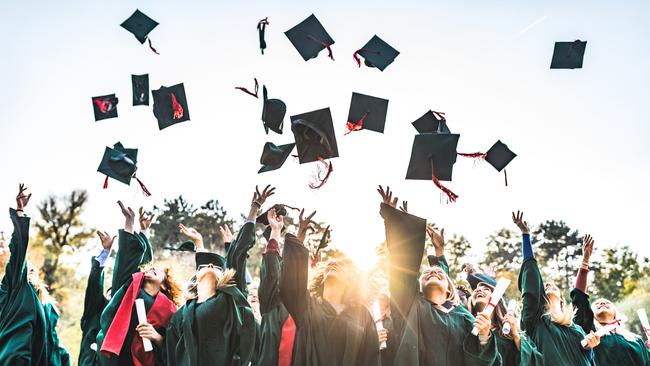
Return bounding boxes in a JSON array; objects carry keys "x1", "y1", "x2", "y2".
[
  {"x1": 152, "y1": 83, "x2": 190, "y2": 130},
  {"x1": 257, "y1": 17, "x2": 269, "y2": 54},
  {"x1": 406, "y1": 133, "x2": 461, "y2": 201},
  {"x1": 195, "y1": 252, "x2": 226, "y2": 270},
  {"x1": 411, "y1": 110, "x2": 450, "y2": 134},
  {"x1": 485, "y1": 140, "x2": 516, "y2": 172},
  {"x1": 261, "y1": 86, "x2": 286, "y2": 134},
  {"x1": 120, "y1": 10, "x2": 159, "y2": 44},
  {"x1": 132, "y1": 74, "x2": 149, "y2": 106},
  {"x1": 259, "y1": 142, "x2": 295, "y2": 173},
  {"x1": 467, "y1": 272, "x2": 497, "y2": 290},
  {"x1": 97, "y1": 142, "x2": 138, "y2": 185},
  {"x1": 346, "y1": 92, "x2": 389, "y2": 134},
  {"x1": 92, "y1": 94, "x2": 119, "y2": 121},
  {"x1": 163, "y1": 240, "x2": 195, "y2": 252},
  {"x1": 291, "y1": 108, "x2": 339, "y2": 164},
  {"x1": 354, "y1": 35, "x2": 400, "y2": 71},
  {"x1": 285, "y1": 14, "x2": 335, "y2": 61},
  {"x1": 550, "y1": 40, "x2": 587, "y2": 69},
  {"x1": 257, "y1": 204, "x2": 295, "y2": 241}
]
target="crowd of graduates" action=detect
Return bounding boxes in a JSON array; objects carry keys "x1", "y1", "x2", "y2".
[{"x1": 1, "y1": 183, "x2": 650, "y2": 366}]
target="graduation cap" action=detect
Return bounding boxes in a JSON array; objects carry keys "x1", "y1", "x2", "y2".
[
  {"x1": 91, "y1": 94, "x2": 119, "y2": 121},
  {"x1": 261, "y1": 86, "x2": 286, "y2": 134},
  {"x1": 466, "y1": 272, "x2": 497, "y2": 291},
  {"x1": 291, "y1": 108, "x2": 338, "y2": 189},
  {"x1": 132, "y1": 74, "x2": 149, "y2": 106},
  {"x1": 259, "y1": 142, "x2": 295, "y2": 173},
  {"x1": 257, "y1": 17, "x2": 269, "y2": 54},
  {"x1": 353, "y1": 35, "x2": 400, "y2": 71},
  {"x1": 120, "y1": 10, "x2": 160, "y2": 54},
  {"x1": 256, "y1": 204, "x2": 297, "y2": 240},
  {"x1": 411, "y1": 110, "x2": 450, "y2": 134},
  {"x1": 163, "y1": 240, "x2": 195, "y2": 252},
  {"x1": 485, "y1": 140, "x2": 516, "y2": 186},
  {"x1": 285, "y1": 14, "x2": 335, "y2": 61},
  {"x1": 152, "y1": 83, "x2": 190, "y2": 130},
  {"x1": 97, "y1": 142, "x2": 151, "y2": 196},
  {"x1": 406, "y1": 133, "x2": 460, "y2": 202},
  {"x1": 346, "y1": 92, "x2": 389, "y2": 134},
  {"x1": 550, "y1": 40, "x2": 587, "y2": 69},
  {"x1": 195, "y1": 252, "x2": 226, "y2": 270}
]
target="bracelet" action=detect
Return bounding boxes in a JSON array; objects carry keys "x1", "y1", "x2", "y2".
[{"x1": 251, "y1": 201, "x2": 262, "y2": 208}]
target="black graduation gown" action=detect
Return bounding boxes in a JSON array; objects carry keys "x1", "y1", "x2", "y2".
[
  {"x1": 0, "y1": 209, "x2": 48, "y2": 366},
  {"x1": 79, "y1": 257, "x2": 109, "y2": 366},
  {"x1": 380, "y1": 203, "x2": 498, "y2": 366},
  {"x1": 280, "y1": 233, "x2": 380, "y2": 366}
]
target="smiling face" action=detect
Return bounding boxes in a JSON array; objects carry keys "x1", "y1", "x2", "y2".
[
  {"x1": 470, "y1": 284, "x2": 493, "y2": 312},
  {"x1": 196, "y1": 264, "x2": 224, "y2": 282},
  {"x1": 593, "y1": 298, "x2": 616, "y2": 323},
  {"x1": 144, "y1": 267, "x2": 166, "y2": 286},
  {"x1": 544, "y1": 283, "x2": 561, "y2": 300},
  {"x1": 420, "y1": 266, "x2": 448, "y2": 291}
]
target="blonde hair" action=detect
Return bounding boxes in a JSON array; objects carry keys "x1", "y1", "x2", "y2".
[
  {"x1": 545, "y1": 296, "x2": 575, "y2": 326},
  {"x1": 184, "y1": 268, "x2": 236, "y2": 301},
  {"x1": 309, "y1": 258, "x2": 364, "y2": 307},
  {"x1": 420, "y1": 265, "x2": 460, "y2": 306},
  {"x1": 592, "y1": 298, "x2": 639, "y2": 343}
]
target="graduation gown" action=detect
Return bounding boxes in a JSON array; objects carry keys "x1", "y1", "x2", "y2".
[
  {"x1": 494, "y1": 333, "x2": 543, "y2": 366},
  {"x1": 518, "y1": 258, "x2": 591, "y2": 365},
  {"x1": 572, "y1": 288, "x2": 650, "y2": 366},
  {"x1": 79, "y1": 257, "x2": 109, "y2": 366},
  {"x1": 381, "y1": 203, "x2": 498, "y2": 366},
  {"x1": 0, "y1": 209, "x2": 48, "y2": 366},
  {"x1": 165, "y1": 221, "x2": 258, "y2": 366},
  {"x1": 280, "y1": 233, "x2": 380, "y2": 366},
  {"x1": 44, "y1": 302, "x2": 71, "y2": 366}
]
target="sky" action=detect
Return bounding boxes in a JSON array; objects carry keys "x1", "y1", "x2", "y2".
[{"x1": 1, "y1": 0, "x2": 649, "y2": 269}]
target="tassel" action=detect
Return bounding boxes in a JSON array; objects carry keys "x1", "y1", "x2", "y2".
[
  {"x1": 234, "y1": 78, "x2": 259, "y2": 98},
  {"x1": 504, "y1": 169, "x2": 508, "y2": 187},
  {"x1": 457, "y1": 152, "x2": 487, "y2": 159},
  {"x1": 309, "y1": 158, "x2": 333, "y2": 189},
  {"x1": 171, "y1": 93, "x2": 184, "y2": 119},
  {"x1": 135, "y1": 177, "x2": 152, "y2": 197},
  {"x1": 307, "y1": 35, "x2": 335, "y2": 61},
  {"x1": 148, "y1": 38, "x2": 160, "y2": 55},
  {"x1": 353, "y1": 49, "x2": 380, "y2": 67},
  {"x1": 94, "y1": 99, "x2": 113, "y2": 113},
  {"x1": 103, "y1": 176, "x2": 109, "y2": 189},
  {"x1": 344, "y1": 111, "x2": 368, "y2": 135},
  {"x1": 431, "y1": 160, "x2": 458, "y2": 203}
]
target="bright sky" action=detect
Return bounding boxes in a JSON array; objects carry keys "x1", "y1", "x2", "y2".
[{"x1": 1, "y1": 1, "x2": 649, "y2": 269}]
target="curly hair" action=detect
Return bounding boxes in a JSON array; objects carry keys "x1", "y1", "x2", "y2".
[
  {"x1": 184, "y1": 268, "x2": 237, "y2": 301},
  {"x1": 159, "y1": 267, "x2": 183, "y2": 306},
  {"x1": 309, "y1": 258, "x2": 364, "y2": 307}
]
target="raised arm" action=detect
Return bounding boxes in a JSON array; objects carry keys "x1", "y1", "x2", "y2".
[
  {"x1": 571, "y1": 235, "x2": 596, "y2": 333},
  {"x1": 426, "y1": 224, "x2": 449, "y2": 276},
  {"x1": 81, "y1": 231, "x2": 112, "y2": 330},
  {"x1": 111, "y1": 201, "x2": 146, "y2": 293},
  {"x1": 513, "y1": 211, "x2": 544, "y2": 333},
  {"x1": 1, "y1": 184, "x2": 32, "y2": 292},
  {"x1": 136, "y1": 207, "x2": 155, "y2": 266},
  {"x1": 259, "y1": 208, "x2": 284, "y2": 315}
]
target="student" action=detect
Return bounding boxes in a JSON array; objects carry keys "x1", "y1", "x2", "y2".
[
  {"x1": 165, "y1": 185, "x2": 272, "y2": 366},
  {"x1": 78, "y1": 231, "x2": 114, "y2": 366},
  {"x1": 378, "y1": 185, "x2": 497, "y2": 366},
  {"x1": 0, "y1": 184, "x2": 48, "y2": 365},
  {"x1": 513, "y1": 211, "x2": 599, "y2": 365},
  {"x1": 280, "y1": 209, "x2": 380, "y2": 365},
  {"x1": 95, "y1": 202, "x2": 180, "y2": 366},
  {"x1": 572, "y1": 234, "x2": 650, "y2": 365}
]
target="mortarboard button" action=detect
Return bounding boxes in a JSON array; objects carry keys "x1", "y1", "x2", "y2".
[
  {"x1": 406, "y1": 133, "x2": 460, "y2": 202},
  {"x1": 346, "y1": 92, "x2": 389, "y2": 134},
  {"x1": 411, "y1": 110, "x2": 450, "y2": 134},
  {"x1": 152, "y1": 83, "x2": 190, "y2": 130},
  {"x1": 285, "y1": 14, "x2": 335, "y2": 61},
  {"x1": 353, "y1": 35, "x2": 400, "y2": 71},
  {"x1": 261, "y1": 86, "x2": 286, "y2": 134},
  {"x1": 132, "y1": 74, "x2": 149, "y2": 106},
  {"x1": 91, "y1": 94, "x2": 119, "y2": 121},
  {"x1": 120, "y1": 9, "x2": 160, "y2": 54},
  {"x1": 550, "y1": 40, "x2": 587, "y2": 69},
  {"x1": 259, "y1": 142, "x2": 296, "y2": 173}
]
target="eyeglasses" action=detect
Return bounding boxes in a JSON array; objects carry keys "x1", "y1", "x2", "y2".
[{"x1": 197, "y1": 264, "x2": 223, "y2": 271}]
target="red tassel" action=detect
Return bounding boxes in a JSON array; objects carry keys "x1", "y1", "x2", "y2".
[
  {"x1": 234, "y1": 78, "x2": 259, "y2": 98},
  {"x1": 457, "y1": 152, "x2": 487, "y2": 159},
  {"x1": 307, "y1": 35, "x2": 335, "y2": 61},
  {"x1": 431, "y1": 160, "x2": 458, "y2": 203},
  {"x1": 309, "y1": 158, "x2": 333, "y2": 189},
  {"x1": 171, "y1": 93, "x2": 184, "y2": 119},
  {"x1": 353, "y1": 49, "x2": 362, "y2": 67},
  {"x1": 344, "y1": 112, "x2": 368, "y2": 135},
  {"x1": 148, "y1": 38, "x2": 160, "y2": 55},
  {"x1": 135, "y1": 177, "x2": 152, "y2": 197},
  {"x1": 103, "y1": 176, "x2": 109, "y2": 189},
  {"x1": 504, "y1": 169, "x2": 508, "y2": 187},
  {"x1": 94, "y1": 99, "x2": 111, "y2": 113}
]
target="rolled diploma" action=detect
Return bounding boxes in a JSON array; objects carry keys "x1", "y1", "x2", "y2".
[
  {"x1": 502, "y1": 299, "x2": 517, "y2": 335},
  {"x1": 372, "y1": 301, "x2": 387, "y2": 350},
  {"x1": 472, "y1": 278, "x2": 511, "y2": 336},
  {"x1": 638, "y1": 309, "x2": 650, "y2": 341},
  {"x1": 135, "y1": 298, "x2": 153, "y2": 352},
  {"x1": 580, "y1": 322, "x2": 618, "y2": 347}
]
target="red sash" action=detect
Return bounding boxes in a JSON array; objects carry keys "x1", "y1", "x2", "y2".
[{"x1": 278, "y1": 314, "x2": 296, "y2": 366}]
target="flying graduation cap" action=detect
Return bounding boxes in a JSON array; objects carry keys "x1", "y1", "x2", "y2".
[
  {"x1": 259, "y1": 142, "x2": 296, "y2": 173},
  {"x1": 353, "y1": 35, "x2": 400, "y2": 71},
  {"x1": 261, "y1": 86, "x2": 286, "y2": 134},
  {"x1": 152, "y1": 83, "x2": 190, "y2": 130},
  {"x1": 406, "y1": 133, "x2": 460, "y2": 202},
  {"x1": 97, "y1": 142, "x2": 151, "y2": 196},
  {"x1": 550, "y1": 40, "x2": 587, "y2": 69},
  {"x1": 411, "y1": 110, "x2": 451, "y2": 134},
  {"x1": 256, "y1": 204, "x2": 298, "y2": 240},
  {"x1": 120, "y1": 10, "x2": 160, "y2": 54},
  {"x1": 91, "y1": 94, "x2": 119, "y2": 121},
  {"x1": 485, "y1": 140, "x2": 516, "y2": 186},
  {"x1": 346, "y1": 92, "x2": 389, "y2": 134},
  {"x1": 285, "y1": 14, "x2": 335, "y2": 61},
  {"x1": 132, "y1": 74, "x2": 149, "y2": 106},
  {"x1": 291, "y1": 108, "x2": 338, "y2": 189}
]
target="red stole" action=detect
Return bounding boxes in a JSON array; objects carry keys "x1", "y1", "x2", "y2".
[
  {"x1": 101, "y1": 272, "x2": 176, "y2": 366},
  {"x1": 278, "y1": 314, "x2": 296, "y2": 366}
]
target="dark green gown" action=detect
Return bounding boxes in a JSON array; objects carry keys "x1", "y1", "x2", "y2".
[
  {"x1": 79, "y1": 256, "x2": 109, "y2": 366},
  {"x1": 381, "y1": 203, "x2": 498, "y2": 366},
  {"x1": 44, "y1": 302, "x2": 71, "y2": 366},
  {"x1": 165, "y1": 221, "x2": 257, "y2": 366},
  {"x1": 518, "y1": 258, "x2": 592, "y2": 365},
  {"x1": 0, "y1": 209, "x2": 48, "y2": 366},
  {"x1": 280, "y1": 233, "x2": 380, "y2": 366},
  {"x1": 572, "y1": 288, "x2": 650, "y2": 366}
]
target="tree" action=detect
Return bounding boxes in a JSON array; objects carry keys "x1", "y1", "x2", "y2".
[
  {"x1": 591, "y1": 246, "x2": 646, "y2": 302},
  {"x1": 533, "y1": 220, "x2": 582, "y2": 291},
  {"x1": 481, "y1": 228, "x2": 521, "y2": 273},
  {"x1": 446, "y1": 234, "x2": 472, "y2": 278}
]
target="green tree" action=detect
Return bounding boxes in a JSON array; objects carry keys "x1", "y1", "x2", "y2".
[
  {"x1": 446, "y1": 234, "x2": 472, "y2": 278},
  {"x1": 533, "y1": 220, "x2": 582, "y2": 291},
  {"x1": 481, "y1": 228, "x2": 521, "y2": 273},
  {"x1": 592, "y1": 246, "x2": 646, "y2": 302}
]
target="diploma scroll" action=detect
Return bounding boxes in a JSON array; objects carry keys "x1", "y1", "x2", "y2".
[
  {"x1": 471, "y1": 278, "x2": 511, "y2": 336},
  {"x1": 580, "y1": 322, "x2": 618, "y2": 348},
  {"x1": 372, "y1": 301, "x2": 387, "y2": 350},
  {"x1": 135, "y1": 298, "x2": 154, "y2": 352},
  {"x1": 638, "y1": 309, "x2": 650, "y2": 342},
  {"x1": 502, "y1": 299, "x2": 517, "y2": 335}
]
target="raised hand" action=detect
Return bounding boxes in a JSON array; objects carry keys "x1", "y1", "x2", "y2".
[
  {"x1": 219, "y1": 225, "x2": 235, "y2": 243},
  {"x1": 96, "y1": 230, "x2": 116, "y2": 250},
  {"x1": 503, "y1": 312, "x2": 519, "y2": 337},
  {"x1": 16, "y1": 183, "x2": 32, "y2": 212},
  {"x1": 297, "y1": 209, "x2": 316, "y2": 243},
  {"x1": 118, "y1": 201, "x2": 136, "y2": 233},
  {"x1": 474, "y1": 312, "x2": 492, "y2": 337},
  {"x1": 512, "y1": 211, "x2": 530, "y2": 234},
  {"x1": 139, "y1": 207, "x2": 156, "y2": 231},
  {"x1": 399, "y1": 201, "x2": 409, "y2": 213},
  {"x1": 377, "y1": 185, "x2": 398, "y2": 208},
  {"x1": 179, "y1": 223, "x2": 203, "y2": 247},
  {"x1": 581, "y1": 234, "x2": 595, "y2": 264},
  {"x1": 426, "y1": 224, "x2": 445, "y2": 256},
  {"x1": 267, "y1": 208, "x2": 284, "y2": 233},
  {"x1": 252, "y1": 185, "x2": 276, "y2": 208},
  {"x1": 462, "y1": 263, "x2": 476, "y2": 275},
  {"x1": 582, "y1": 331, "x2": 601, "y2": 350}
]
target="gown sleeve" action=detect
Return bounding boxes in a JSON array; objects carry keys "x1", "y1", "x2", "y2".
[
  {"x1": 80, "y1": 256, "x2": 107, "y2": 332},
  {"x1": 1, "y1": 208, "x2": 30, "y2": 293},
  {"x1": 518, "y1": 257, "x2": 545, "y2": 335},
  {"x1": 226, "y1": 221, "x2": 256, "y2": 294},
  {"x1": 279, "y1": 233, "x2": 310, "y2": 325},
  {"x1": 570, "y1": 268, "x2": 595, "y2": 334},
  {"x1": 111, "y1": 229, "x2": 146, "y2": 294},
  {"x1": 427, "y1": 254, "x2": 450, "y2": 276},
  {"x1": 259, "y1": 239, "x2": 281, "y2": 315},
  {"x1": 137, "y1": 231, "x2": 154, "y2": 266}
]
